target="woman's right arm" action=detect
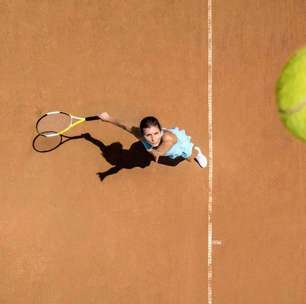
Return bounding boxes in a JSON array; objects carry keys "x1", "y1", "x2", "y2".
[
  {"x1": 98, "y1": 112, "x2": 142, "y2": 139},
  {"x1": 98, "y1": 112, "x2": 126, "y2": 130}
]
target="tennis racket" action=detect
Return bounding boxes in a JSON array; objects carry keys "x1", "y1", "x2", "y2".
[
  {"x1": 32, "y1": 132, "x2": 85, "y2": 152},
  {"x1": 36, "y1": 111, "x2": 100, "y2": 137}
]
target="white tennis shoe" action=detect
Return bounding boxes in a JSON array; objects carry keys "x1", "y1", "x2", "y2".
[{"x1": 194, "y1": 146, "x2": 207, "y2": 168}]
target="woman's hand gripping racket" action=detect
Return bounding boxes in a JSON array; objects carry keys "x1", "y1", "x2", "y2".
[{"x1": 36, "y1": 111, "x2": 100, "y2": 137}]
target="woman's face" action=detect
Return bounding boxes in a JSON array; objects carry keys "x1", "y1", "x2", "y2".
[{"x1": 143, "y1": 126, "x2": 163, "y2": 147}]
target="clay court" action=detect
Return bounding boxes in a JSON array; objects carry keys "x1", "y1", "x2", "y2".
[{"x1": 1, "y1": 1, "x2": 305, "y2": 303}]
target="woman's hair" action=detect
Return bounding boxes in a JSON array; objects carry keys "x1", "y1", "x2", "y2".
[{"x1": 139, "y1": 116, "x2": 162, "y2": 135}]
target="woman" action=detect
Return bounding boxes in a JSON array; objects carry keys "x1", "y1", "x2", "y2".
[{"x1": 98, "y1": 112, "x2": 207, "y2": 168}]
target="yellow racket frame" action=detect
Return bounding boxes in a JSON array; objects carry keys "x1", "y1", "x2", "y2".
[{"x1": 36, "y1": 111, "x2": 99, "y2": 137}]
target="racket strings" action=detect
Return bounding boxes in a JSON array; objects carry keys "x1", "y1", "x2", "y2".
[{"x1": 36, "y1": 112, "x2": 71, "y2": 134}]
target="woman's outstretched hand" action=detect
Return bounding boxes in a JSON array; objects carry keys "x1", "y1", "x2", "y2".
[{"x1": 98, "y1": 112, "x2": 112, "y2": 122}]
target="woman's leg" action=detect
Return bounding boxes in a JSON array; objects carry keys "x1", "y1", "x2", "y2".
[{"x1": 186, "y1": 145, "x2": 199, "y2": 161}]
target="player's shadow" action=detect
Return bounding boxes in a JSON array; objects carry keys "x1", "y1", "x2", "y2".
[{"x1": 82, "y1": 133, "x2": 185, "y2": 182}]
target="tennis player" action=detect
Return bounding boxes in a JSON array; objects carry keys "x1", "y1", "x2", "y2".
[{"x1": 98, "y1": 112, "x2": 207, "y2": 168}]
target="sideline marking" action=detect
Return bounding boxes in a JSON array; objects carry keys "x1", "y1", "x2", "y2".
[{"x1": 207, "y1": 0, "x2": 213, "y2": 304}]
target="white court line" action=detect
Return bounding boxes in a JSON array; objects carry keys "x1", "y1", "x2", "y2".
[{"x1": 207, "y1": 1, "x2": 213, "y2": 304}]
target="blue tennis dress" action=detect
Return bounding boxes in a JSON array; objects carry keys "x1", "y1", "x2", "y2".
[{"x1": 141, "y1": 127, "x2": 194, "y2": 159}]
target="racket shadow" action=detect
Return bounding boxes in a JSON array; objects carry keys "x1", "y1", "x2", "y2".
[
  {"x1": 82, "y1": 133, "x2": 185, "y2": 182},
  {"x1": 32, "y1": 133, "x2": 85, "y2": 153}
]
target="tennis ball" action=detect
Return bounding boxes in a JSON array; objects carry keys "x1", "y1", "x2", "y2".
[{"x1": 276, "y1": 46, "x2": 306, "y2": 142}]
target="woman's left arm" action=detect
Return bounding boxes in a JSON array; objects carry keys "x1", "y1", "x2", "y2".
[{"x1": 148, "y1": 135, "x2": 176, "y2": 162}]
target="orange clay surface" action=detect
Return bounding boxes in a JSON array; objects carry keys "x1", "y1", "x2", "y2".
[{"x1": 0, "y1": 1, "x2": 305, "y2": 303}]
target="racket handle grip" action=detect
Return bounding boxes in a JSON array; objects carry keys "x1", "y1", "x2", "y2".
[{"x1": 85, "y1": 115, "x2": 100, "y2": 121}]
